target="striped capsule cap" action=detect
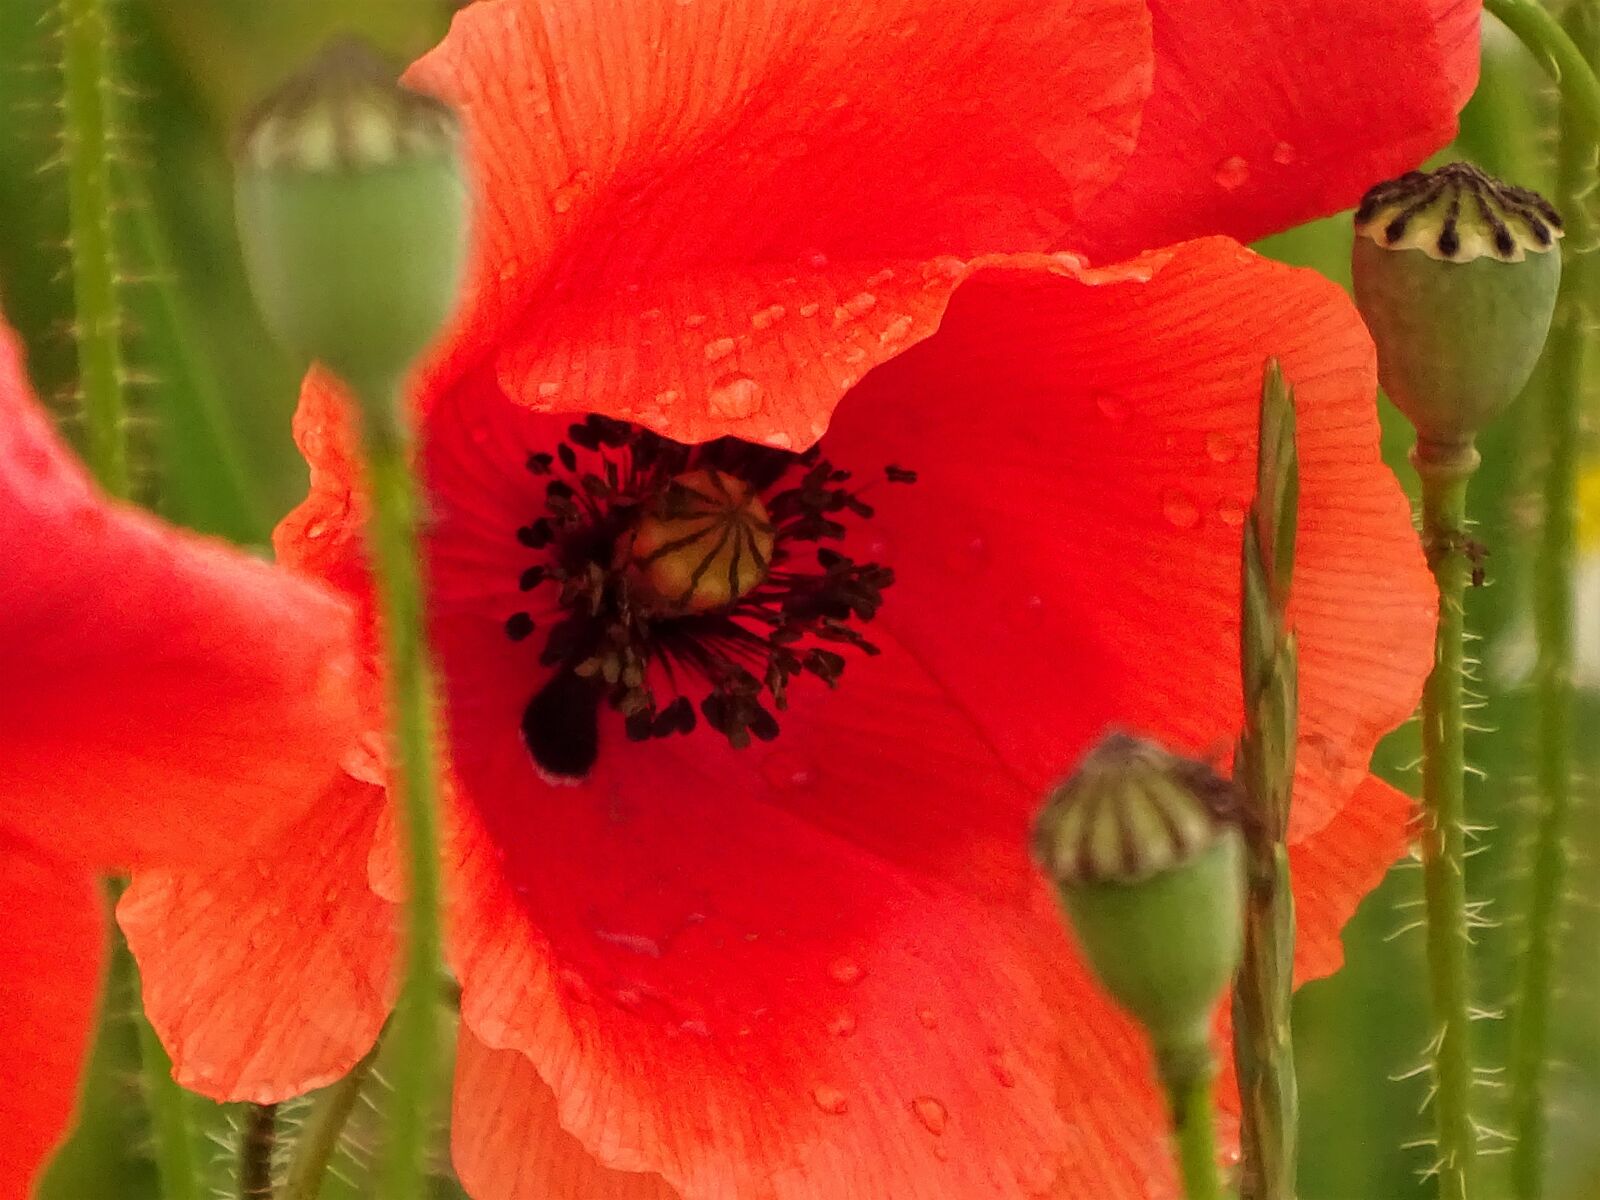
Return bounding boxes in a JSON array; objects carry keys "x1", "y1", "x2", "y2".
[
  {"x1": 1354, "y1": 161, "x2": 1562, "y2": 264},
  {"x1": 1031, "y1": 731, "x2": 1240, "y2": 886}
]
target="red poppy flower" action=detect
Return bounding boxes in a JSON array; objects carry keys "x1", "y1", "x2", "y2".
[
  {"x1": 123, "y1": 1, "x2": 1467, "y2": 1196},
  {"x1": 0, "y1": 313, "x2": 361, "y2": 1196}
]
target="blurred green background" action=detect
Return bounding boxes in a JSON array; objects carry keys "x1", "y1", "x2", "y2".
[{"x1": 1, "y1": 3, "x2": 1596, "y2": 1197}]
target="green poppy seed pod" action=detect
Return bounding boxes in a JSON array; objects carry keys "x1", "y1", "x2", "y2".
[
  {"x1": 1352, "y1": 162, "x2": 1562, "y2": 459},
  {"x1": 234, "y1": 37, "x2": 468, "y2": 397},
  {"x1": 1031, "y1": 732, "x2": 1244, "y2": 1083}
]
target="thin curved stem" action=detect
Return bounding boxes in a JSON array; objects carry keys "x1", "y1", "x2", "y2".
[
  {"x1": 1507, "y1": 6, "x2": 1598, "y2": 1196},
  {"x1": 282, "y1": 1048, "x2": 378, "y2": 1200},
  {"x1": 1486, "y1": 0, "x2": 1600, "y2": 142},
  {"x1": 59, "y1": 0, "x2": 129, "y2": 497},
  {"x1": 1415, "y1": 452, "x2": 1480, "y2": 1200},
  {"x1": 358, "y1": 392, "x2": 446, "y2": 1200}
]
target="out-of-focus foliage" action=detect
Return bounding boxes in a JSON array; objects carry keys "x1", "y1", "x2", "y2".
[{"x1": 3, "y1": 4, "x2": 1598, "y2": 1198}]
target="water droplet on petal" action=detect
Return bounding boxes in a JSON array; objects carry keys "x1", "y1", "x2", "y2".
[
  {"x1": 1162, "y1": 489, "x2": 1201, "y2": 529},
  {"x1": 944, "y1": 533, "x2": 990, "y2": 576},
  {"x1": 911, "y1": 1096, "x2": 948, "y2": 1135},
  {"x1": 1217, "y1": 500, "x2": 1246, "y2": 527},
  {"x1": 828, "y1": 956, "x2": 865, "y2": 985},
  {"x1": 828, "y1": 1009, "x2": 857, "y2": 1037},
  {"x1": 917, "y1": 1007, "x2": 938, "y2": 1030},
  {"x1": 707, "y1": 373, "x2": 764, "y2": 419},
  {"x1": 1214, "y1": 155, "x2": 1250, "y2": 191},
  {"x1": 498, "y1": 259, "x2": 521, "y2": 282},
  {"x1": 537, "y1": 380, "x2": 561, "y2": 399},
  {"x1": 813, "y1": 1085, "x2": 849, "y2": 1115},
  {"x1": 1022, "y1": 1153, "x2": 1062, "y2": 1195},
  {"x1": 680, "y1": 1018, "x2": 711, "y2": 1037},
  {"x1": 988, "y1": 1050, "x2": 1019, "y2": 1088},
  {"x1": 799, "y1": 302, "x2": 821, "y2": 318},
  {"x1": 683, "y1": 312, "x2": 708, "y2": 329},
  {"x1": 1204, "y1": 431, "x2": 1237, "y2": 463},
  {"x1": 762, "y1": 751, "x2": 819, "y2": 793},
  {"x1": 763, "y1": 431, "x2": 793, "y2": 450},
  {"x1": 593, "y1": 926, "x2": 665, "y2": 958},
  {"x1": 843, "y1": 291, "x2": 877, "y2": 317},
  {"x1": 704, "y1": 336, "x2": 737, "y2": 363},
  {"x1": 879, "y1": 314, "x2": 914, "y2": 345},
  {"x1": 305, "y1": 518, "x2": 330, "y2": 541},
  {"x1": 1094, "y1": 392, "x2": 1128, "y2": 421},
  {"x1": 1271, "y1": 140, "x2": 1297, "y2": 166},
  {"x1": 841, "y1": 345, "x2": 868, "y2": 365},
  {"x1": 550, "y1": 169, "x2": 592, "y2": 213},
  {"x1": 802, "y1": 249, "x2": 830, "y2": 269},
  {"x1": 751, "y1": 304, "x2": 787, "y2": 330},
  {"x1": 639, "y1": 307, "x2": 664, "y2": 322},
  {"x1": 865, "y1": 267, "x2": 897, "y2": 287}
]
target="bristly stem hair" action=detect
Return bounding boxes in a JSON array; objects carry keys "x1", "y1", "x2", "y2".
[
  {"x1": 59, "y1": 0, "x2": 129, "y2": 497},
  {"x1": 1231, "y1": 360, "x2": 1300, "y2": 1200},
  {"x1": 61, "y1": 1, "x2": 203, "y2": 1191},
  {"x1": 1506, "y1": 3, "x2": 1599, "y2": 1195},
  {"x1": 1414, "y1": 447, "x2": 1480, "y2": 1200}
]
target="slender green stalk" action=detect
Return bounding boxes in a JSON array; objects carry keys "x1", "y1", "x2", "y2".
[
  {"x1": 282, "y1": 1048, "x2": 379, "y2": 1200},
  {"x1": 1507, "y1": 6, "x2": 1598, "y2": 1195},
  {"x1": 1485, "y1": 0, "x2": 1600, "y2": 142},
  {"x1": 358, "y1": 390, "x2": 446, "y2": 1200},
  {"x1": 1415, "y1": 450, "x2": 1481, "y2": 1200},
  {"x1": 239, "y1": 1103, "x2": 277, "y2": 1199},
  {"x1": 1166, "y1": 1063, "x2": 1224, "y2": 1200},
  {"x1": 59, "y1": 0, "x2": 128, "y2": 497},
  {"x1": 1232, "y1": 362, "x2": 1300, "y2": 1200}
]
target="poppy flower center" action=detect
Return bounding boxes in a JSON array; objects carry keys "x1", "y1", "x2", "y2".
[{"x1": 508, "y1": 415, "x2": 913, "y2": 783}]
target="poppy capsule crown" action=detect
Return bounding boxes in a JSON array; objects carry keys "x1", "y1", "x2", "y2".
[
  {"x1": 234, "y1": 36, "x2": 469, "y2": 396},
  {"x1": 1033, "y1": 733, "x2": 1244, "y2": 1078},
  {"x1": 1352, "y1": 162, "x2": 1563, "y2": 458}
]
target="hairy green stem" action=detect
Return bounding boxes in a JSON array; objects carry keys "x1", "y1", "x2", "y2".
[
  {"x1": 59, "y1": 0, "x2": 128, "y2": 497},
  {"x1": 1416, "y1": 451, "x2": 1480, "y2": 1200},
  {"x1": 1485, "y1": 0, "x2": 1600, "y2": 142},
  {"x1": 1165, "y1": 1058, "x2": 1224, "y2": 1200},
  {"x1": 282, "y1": 1048, "x2": 378, "y2": 1200},
  {"x1": 240, "y1": 1103, "x2": 277, "y2": 1199},
  {"x1": 1508, "y1": 6, "x2": 1598, "y2": 1195},
  {"x1": 1232, "y1": 362, "x2": 1300, "y2": 1200},
  {"x1": 358, "y1": 390, "x2": 445, "y2": 1199}
]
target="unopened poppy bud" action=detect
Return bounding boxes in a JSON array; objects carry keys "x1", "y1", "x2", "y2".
[
  {"x1": 627, "y1": 470, "x2": 775, "y2": 614},
  {"x1": 234, "y1": 37, "x2": 468, "y2": 397},
  {"x1": 1032, "y1": 732, "x2": 1243, "y2": 1082},
  {"x1": 1352, "y1": 162, "x2": 1561, "y2": 459}
]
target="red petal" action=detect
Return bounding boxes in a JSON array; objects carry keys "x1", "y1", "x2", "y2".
[
  {"x1": 0, "y1": 321, "x2": 363, "y2": 870},
  {"x1": 118, "y1": 774, "x2": 394, "y2": 1102},
  {"x1": 453, "y1": 1028, "x2": 680, "y2": 1200},
  {"x1": 401, "y1": 0, "x2": 1151, "y2": 419},
  {"x1": 1064, "y1": 0, "x2": 1481, "y2": 257},
  {"x1": 0, "y1": 839, "x2": 103, "y2": 1199},
  {"x1": 446, "y1": 779, "x2": 1078, "y2": 1199},
  {"x1": 394, "y1": 237, "x2": 1430, "y2": 1197},
  {"x1": 820, "y1": 239, "x2": 1435, "y2": 840},
  {"x1": 1289, "y1": 774, "x2": 1415, "y2": 984}
]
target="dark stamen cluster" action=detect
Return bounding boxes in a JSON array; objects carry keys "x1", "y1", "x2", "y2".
[{"x1": 508, "y1": 415, "x2": 912, "y2": 780}]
